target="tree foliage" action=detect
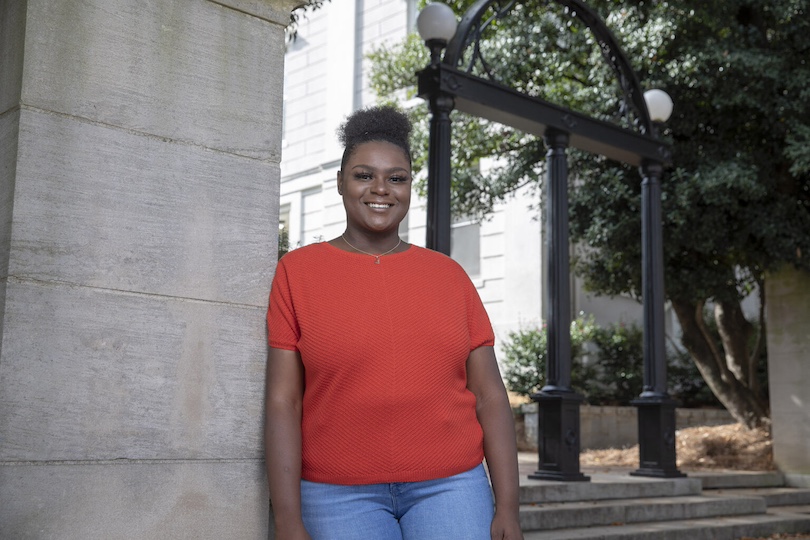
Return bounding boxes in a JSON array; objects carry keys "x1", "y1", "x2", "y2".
[
  {"x1": 503, "y1": 317, "x2": 722, "y2": 407},
  {"x1": 502, "y1": 315, "x2": 597, "y2": 398},
  {"x1": 369, "y1": 0, "x2": 810, "y2": 427},
  {"x1": 288, "y1": 1, "x2": 329, "y2": 43}
]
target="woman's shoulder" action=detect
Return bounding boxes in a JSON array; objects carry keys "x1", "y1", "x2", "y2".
[
  {"x1": 409, "y1": 244, "x2": 457, "y2": 263},
  {"x1": 276, "y1": 243, "x2": 337, "y2": 275},
  {"x1": 278, "y1": 242, "x2": 330, "y2": 263},
  {"x1": 406, "y1": 245, "x2": 468, "y2": 275}
]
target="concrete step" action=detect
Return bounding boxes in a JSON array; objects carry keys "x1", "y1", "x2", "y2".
[
  {"x1": 519, "y1": 494, "x2": 765, "y2": 531},
  {"x1": 520, "y1": 475, "x2": 702, "y2": 504},
  {"x1": 710, "y1": 487, "x2": 810, "y2": 507},
  {"x1": 522, "y1": 509, "x2": 810, "y2": 540},
  {"x1": 770, "y1": 504, "x2": 810, "y2": 516},
  {"x1": 516, "y1": 463, "x2": 810, "y2": 538},
  {"x1": 693, "y1": 470, "x2": 786, "y2": 489}
]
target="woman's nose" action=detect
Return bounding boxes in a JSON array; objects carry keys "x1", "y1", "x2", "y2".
[{"x1": 370, "y1": 176, "x2": 389, "y2": 194}]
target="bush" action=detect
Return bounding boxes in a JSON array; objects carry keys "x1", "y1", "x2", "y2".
[
  {"x1": 668, "y1": 347, "x2": 722, "y2": 408},
  {"x1": 502, "y1": 314, "x2": 597, "y2": 397},
  {"x1": 502, "y1": 315, "x2": 723, "y2": 407},
  {"x1": 584, "y1": 323, "x2": 644, "y2": 405}
]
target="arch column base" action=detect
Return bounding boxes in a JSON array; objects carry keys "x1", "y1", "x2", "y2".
[
  {"x1": 630, "y1": 397, "x2": 686, "y2": 478},
  {"x1": 528, "y1": 391, "x2": 590, "y2": 482}
]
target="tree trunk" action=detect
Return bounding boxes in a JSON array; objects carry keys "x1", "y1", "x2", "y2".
[
  {"x1": 670, "y1": 298, "x2": 769, "y2": 429},
  {"x1": 713, "y1": 300, "x2": 753, "y2": 386}
]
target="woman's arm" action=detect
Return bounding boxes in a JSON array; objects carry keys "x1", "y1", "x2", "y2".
[
  {"x1": 466, "y1": 346, "x2": 524, "y2": 540},
  {"x1": 264, "y1": 347, "x2": 312, "y2": 540}
]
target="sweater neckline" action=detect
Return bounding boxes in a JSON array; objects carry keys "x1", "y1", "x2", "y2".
[{"x1": 321, "y1": 240, "x2": 417, "y2": 262}]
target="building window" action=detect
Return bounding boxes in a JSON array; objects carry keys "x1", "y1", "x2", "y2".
[
  {"x1": 451, "y1": 217, "x2": 481, "y2": 277},
  {"x1": 278, "y1": 204, "x2": 291, "y2": 259},
  {"x1": 281, "y1": 99, "x2": 286, "y2": 147},
  {"x1": 301, "y1": 187, "x2": 324, "y2": 246},
  {"x1": 406, "y1": 0, "x2": 418, "y2": 31},
  {"x1": 398, "y1": 213, "x2": 409, "y2": 243}
]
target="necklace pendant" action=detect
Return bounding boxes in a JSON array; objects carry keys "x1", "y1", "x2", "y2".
[{"x1": 374, "y1": 257, "x2": 381, "y2": 264}]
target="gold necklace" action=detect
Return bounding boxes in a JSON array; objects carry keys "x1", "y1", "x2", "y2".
[{"x1": 341, "y1": 234, "x2": 402, "y2": 264}]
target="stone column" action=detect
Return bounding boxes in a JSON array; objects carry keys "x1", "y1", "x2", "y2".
[
  {"x1": 0, "y1": 1, "x2": 297, "y2": 538},
  {"x1": 766, "y1": 265, "x2": 810, "y2": 487}
]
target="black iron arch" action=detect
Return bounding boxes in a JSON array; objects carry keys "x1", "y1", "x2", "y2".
[
  {"x1": 443, "y1": 0, "x2": 656, "y2": 137},
  {"x1": 417, "y1": 0, "x2": 682, "y2": 482}
]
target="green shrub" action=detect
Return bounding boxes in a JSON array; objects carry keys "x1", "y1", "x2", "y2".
[
  {"x1": 584, "y1": 323, "x2": 644, "y2": 405},
  {"x1": 502, "y1": 314, "x2": 597, "y2": 397},
  {"x1": 668, "y1": 347, "x2": 722, "y2": 408},
  {"x1": 502, "y1": 315, "x2": 725, "y2": 408}
]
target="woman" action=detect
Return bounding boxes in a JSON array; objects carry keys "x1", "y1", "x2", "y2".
[{"x1": 265, "y1": 106, "x2": 523, "y2": 540}]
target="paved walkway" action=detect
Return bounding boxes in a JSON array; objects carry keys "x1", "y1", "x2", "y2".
[{"x1": 517, "y1": 451, "x2": 635, "y2": 483}]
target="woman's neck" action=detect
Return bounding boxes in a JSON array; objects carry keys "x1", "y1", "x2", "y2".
[{"x1": 337, "y1": 230, "x2": 403, "y2": 255}]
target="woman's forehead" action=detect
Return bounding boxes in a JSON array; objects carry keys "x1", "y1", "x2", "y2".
[{"x1": 348, "y1": 140, "x2": 411, "y2": 166}]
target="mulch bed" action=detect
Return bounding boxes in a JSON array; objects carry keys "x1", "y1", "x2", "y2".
[{"x1": 580, "y1": 422, "x2": 774, "y2": 471}]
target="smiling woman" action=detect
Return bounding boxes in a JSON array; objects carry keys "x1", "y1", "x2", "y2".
[
  {"x1": 265, "y1": 106, "x2": 524, "y2": 540},
  {"x1": 337, "y1": 140, "x2": 412, "y2": 253},
  {"x1": 335, "y1": 106, "x2": 413, "y2": 257}
]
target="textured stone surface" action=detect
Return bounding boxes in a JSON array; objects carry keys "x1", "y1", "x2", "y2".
[
  {"x1": 766, "y1": 266, "x2": 810, "y2": 475},
  {"x1": 0, "y1": 0, "x2": 25, "y2": 114},
  {"x1": 22, "y1": 0, "x2": 286, "y2": 159},
  {"x1": 0, "y1": 109, "x2": 18, "y2": 272},
  {"x1": 0, "y1": 460, "x2": 269, "y2": 540},
  {"x1": 11, "y1": 108, "x2": 278, "y2": 305},
  {"x1": 0, "y1": 279, "x2": 267, "y2": 461},
  {"x1": 217, "y1": 0, "x2": 303, "y2": 24},
  {"x1": 520, "y1": 404, "x2": 735, "y2": 451},
  {"x1": 1, "y1": 0, "x2": 293, "y2": 537}
]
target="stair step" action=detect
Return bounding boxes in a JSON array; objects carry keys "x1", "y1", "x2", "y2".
[
  {"x1": 708, "y1": 488, "x2": 810, "y2": 507},
  {"x1": 520, "y1": 495, "x2": 765, "y2": 532},
  {"x1": 520, "y1": 475, "x2": 702, "y2": 504},
  {"x1": 522, "y1": 509, "x2": 810, "y2": 540},
  {"x1": 694, "y1": 470, "x2": 785, "y2": 489},
  {"x1": 770, "y1": 504, "x2": 810, "y2": 515}
]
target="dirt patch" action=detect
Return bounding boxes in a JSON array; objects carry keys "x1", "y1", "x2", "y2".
[{"x1": 580, "y1": 422, "x2": 774, "y2": 471}]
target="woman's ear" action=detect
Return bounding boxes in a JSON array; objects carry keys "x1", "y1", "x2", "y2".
[{"x1": 336, "y1": 170, "x2": 343, "y2": 195}]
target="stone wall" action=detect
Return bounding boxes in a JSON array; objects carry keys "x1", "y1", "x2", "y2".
[
  {"x1": 766, "y1": 265, "x2": 810, "y2": 487},
  {"x1": 520, "y1": 404, "x2": 735, "y2": 452},
  {"x1": 0, "y1": 1, "x2": 297, "y2": 538}
]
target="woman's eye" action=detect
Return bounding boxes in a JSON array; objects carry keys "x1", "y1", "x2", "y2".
[
  {"x1": 354, "y1": 173, "x2": 372, "y2": 180},
  {"x1": 390, "y1": 176, "x2": 408, "y2": 183}
]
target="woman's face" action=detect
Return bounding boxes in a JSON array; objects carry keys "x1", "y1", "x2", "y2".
[{"x1": 338, "y1": 140, "x2": 412, "y2": 236}]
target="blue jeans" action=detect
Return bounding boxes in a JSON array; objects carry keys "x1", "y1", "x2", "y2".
[{"x1": 300, "y1": 463, "x2": 495, "y2": 540}]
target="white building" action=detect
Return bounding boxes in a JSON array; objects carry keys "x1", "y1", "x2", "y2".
[{"x1": 280, "y1": 0, "x2": 645, "y2": 354}]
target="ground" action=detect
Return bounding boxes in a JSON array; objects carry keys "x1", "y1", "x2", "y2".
[{"x1": 580, "y1": 422, "x2": 775, "y2": 471}]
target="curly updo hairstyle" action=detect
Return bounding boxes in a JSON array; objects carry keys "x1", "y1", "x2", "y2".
[{"x1": 338, "y1": 106, "x2": 413, "y2": 172}]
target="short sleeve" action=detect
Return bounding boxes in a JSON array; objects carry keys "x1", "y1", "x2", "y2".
[
  {"x1": 463, "y1": 274, "x2": 495, "y2": 350},
  {"x1": 267, "y1": 259, "x2": 300, "y2": 351}
]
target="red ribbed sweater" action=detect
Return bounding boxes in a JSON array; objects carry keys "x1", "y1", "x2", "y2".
[{"x1": 267, "y1": 242, "x2": 494, "y2": 485}]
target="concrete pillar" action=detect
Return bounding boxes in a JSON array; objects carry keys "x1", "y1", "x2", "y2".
[
  {"x1": 0, "y1": 1, "x2": 297, "y2": 538},
  {"x1": 766, "y1": 265, "x2": 810, "y2": 487}
]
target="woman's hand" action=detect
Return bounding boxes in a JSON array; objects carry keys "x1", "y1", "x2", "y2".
[
  {"x1": 274, "y1": 521, "x2": 313, "y2": 540},
  {"x1": 490, "y1": 509, "x2": 524, "y2": 540}
]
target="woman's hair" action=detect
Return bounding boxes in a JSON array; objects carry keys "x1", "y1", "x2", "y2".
[{"x1": 338, "y1": 106, "x2": 412, "y2": 171}]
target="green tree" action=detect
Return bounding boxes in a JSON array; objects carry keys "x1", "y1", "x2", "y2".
[
  {"x1": 288, "y1": 1, "x2": 329, "y2": 43},
  {"x1": 369, "y1": 0, "x2": 810, "y2": 428}
]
